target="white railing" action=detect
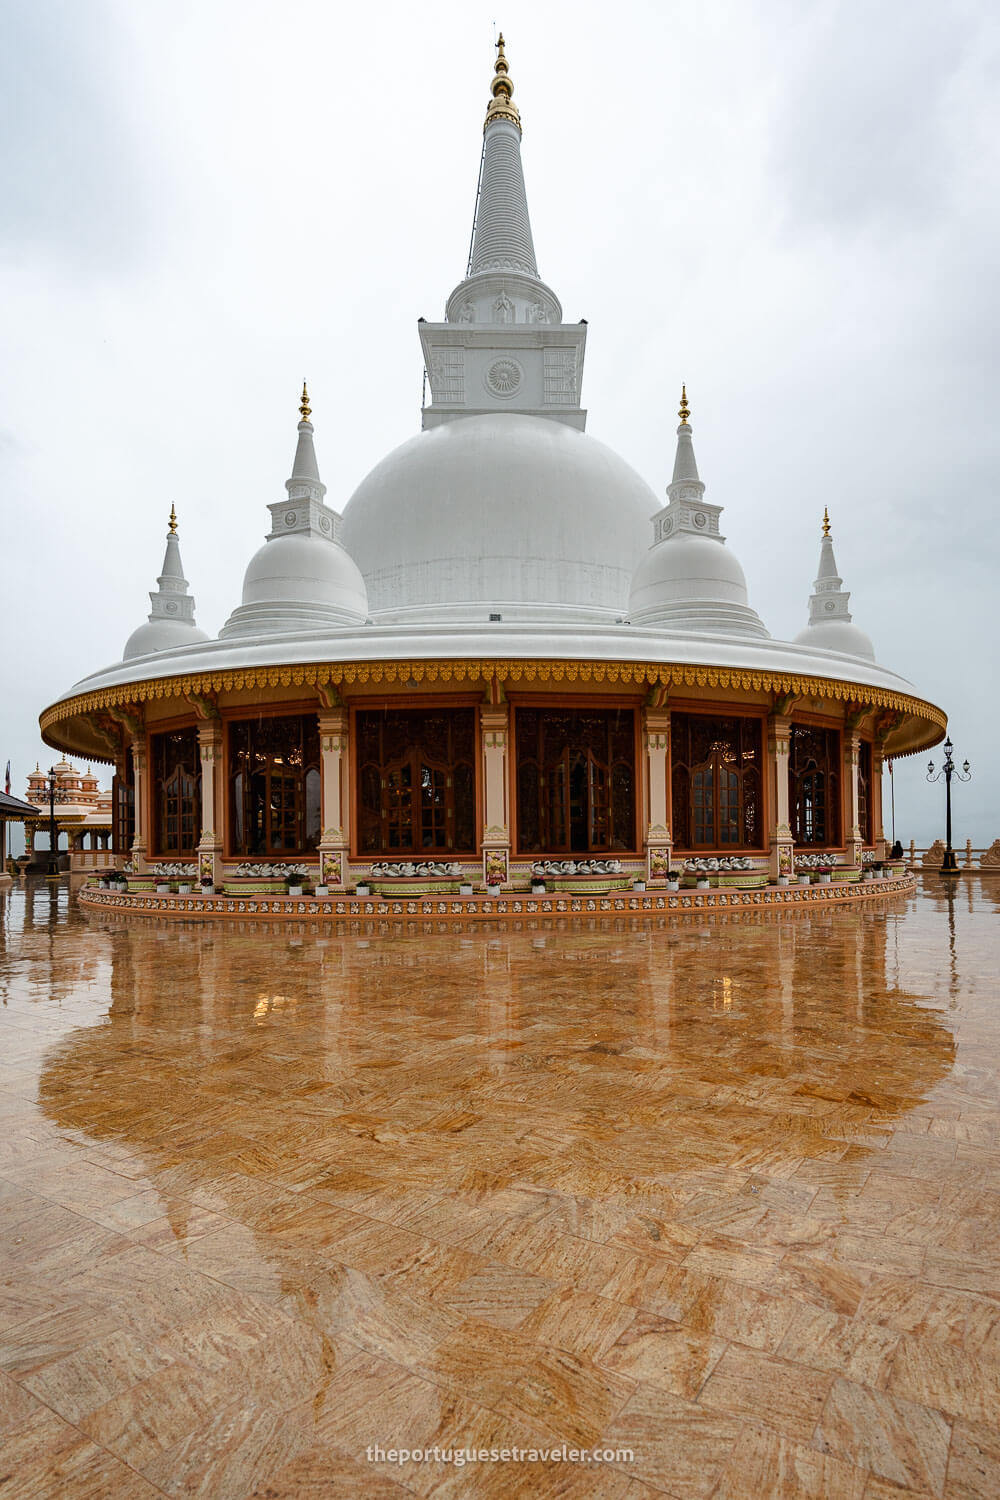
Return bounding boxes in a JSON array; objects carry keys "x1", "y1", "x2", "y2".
[
  {"x1": 904, "y1": 840, "x2": 999, "y2": 870},
  {"x1": 69, "y1": 849, "x2": 112, "y2": 872}
]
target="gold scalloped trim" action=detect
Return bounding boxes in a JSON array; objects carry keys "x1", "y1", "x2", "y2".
[{"x1": 40, "y1": 658, "x2": 946, "y2": 741}]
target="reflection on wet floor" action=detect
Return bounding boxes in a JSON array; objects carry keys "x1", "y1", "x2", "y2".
[{"x1": 1, "y1": 876, "x2": 999, "y2": 1497}]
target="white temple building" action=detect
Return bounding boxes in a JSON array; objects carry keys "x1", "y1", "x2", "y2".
[{"x1": 39, "y1": 37, "x2": 944, "y2": 900}]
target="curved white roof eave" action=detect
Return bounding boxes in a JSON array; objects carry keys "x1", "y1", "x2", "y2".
[{"x1": 50, "y1": 619, "x2": 922, "y2": 707}]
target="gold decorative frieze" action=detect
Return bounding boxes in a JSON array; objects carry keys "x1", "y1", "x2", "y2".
[{"x1": 40, "y1": 656, "x2": 947, "y2": 761}]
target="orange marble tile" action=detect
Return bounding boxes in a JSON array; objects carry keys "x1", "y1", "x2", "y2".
[
  {"x1": 713, "y1": 1422, "x2": 868, "y2": 1499},
  {"x1": 0, "y1": 1405, "x2": 163, "y2": 1498},
  {"x1": 442, "y1": 1263, "x2": 559, "y2": 1329},
  {"x1": 945, "y1": 1416, "x2": 1000, "y2": 1500},
  {"x1": 776, "y1": 1304, "x2": 901, "y2": 1388},
  {"x1": 600, "y1": 1311, "x2": 727, "y2": 1399},
  {"x1": 247, "y1": 1442, "x2": 416, "y2": 1499},
  {"x1": 18, "y1": 1327, "x2": 171, "y2": 1425},
  {"x1": 425, "y1": 1318, "x2": 635, "y2": 1449},
  {"x1": 697, "y1": 1344, "x2": 833, "y2": 1443},
  {"x1": 517, "y1": 1288, "x2": 637, "y2": 1360},
  {"x1": 814, "y1": 1376, "x2": 952, "y2": 1494},
  {"x1": 888, "y1": 1331, "x2": 1000, "y2": 1426},
  {"x1": 604, "y1": 1382, "x2": 743, "y2": 1498}
]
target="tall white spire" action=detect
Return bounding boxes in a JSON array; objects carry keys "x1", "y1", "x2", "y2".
[
  {"x1": 419, "y1": 37, "x2": 587, "y2": 431},
  {"x1": 794, "y1": 510, "x2": 875, "y2": 659},
  {"x1": 468, "y1": 35, "x2": 538, "y2": 278},
  {"x1": 629, "y1": 389, "x2": 770, "y2": 638},
  {"x1": 122, "y1": 508, "x2": 209, "y2": 660}
]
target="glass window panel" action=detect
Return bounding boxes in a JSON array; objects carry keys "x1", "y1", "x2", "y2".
[{"x1": 670, "y1": 713, "x2": 763, "y2": 850}]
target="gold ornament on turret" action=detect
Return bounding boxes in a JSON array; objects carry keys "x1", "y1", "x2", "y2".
[
  {"x1": 299, "y1": 381, "x2": 312, "y2": 423},
  {"x1": 678, "y1": 385, "x2": 690, "y2": 425},
  {"x1": 822, "y1": 506, "x2": 831, "y2": 538},
  {"x1": 168, "y1": 504, "x2": 178, "y2": 535},
  {"x1": 485, "y1": 33, "x2": 521, "y2": 131}
]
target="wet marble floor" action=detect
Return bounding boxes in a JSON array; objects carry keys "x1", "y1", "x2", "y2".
[{"x1": 1, "y1": 877, "x2": 999, "y2": 1499}]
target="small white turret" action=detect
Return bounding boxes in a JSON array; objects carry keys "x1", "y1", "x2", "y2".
[
  {"x1": 794, "y1": 509, "x2": 875, "y2": 660},
  {"x1": 220, "y1": 385, "x2": 368, "y2": 638},
  {"x1": 629, "y1": 389, "x2": 769, "y2": 638},
  {"x1": 122, "y1": 507, "x2": 210, "y2": 660}
]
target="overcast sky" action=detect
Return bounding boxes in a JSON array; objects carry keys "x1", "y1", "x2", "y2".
[{"x1": 2, "y1": 0, "x2": 997, "y2": 849}]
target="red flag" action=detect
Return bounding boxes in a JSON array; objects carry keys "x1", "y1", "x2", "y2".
[{"x1": 4, "y1": 761, "x2": 9, "y2": 795}]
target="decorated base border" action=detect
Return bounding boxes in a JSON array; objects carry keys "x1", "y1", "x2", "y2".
[{"x1": 78, "y1": 875, "x2": 916, "y2": 925}]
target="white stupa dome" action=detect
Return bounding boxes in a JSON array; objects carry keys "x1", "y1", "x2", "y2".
[
  {"x1": 123, "y1": 617, "x2": 210, "y2": 661},
  {"x1": 221, "y1": 532, "x2": 369, "y2": 637},
  {"x1": 629, "y1": 532, "x2": 768, "y2": 637},
  {"x1": 626, "y1": 408, "x2": 769, "y2": 639},
  {"x1": 341, "y1": 414, "x2": 656, "y2": 623},
  {"x1": 220, "y1": 404, "x2": 369, "y2": 638},
  {"x1": 793, "y1": 617, "x2": 875, "y2": 659}
]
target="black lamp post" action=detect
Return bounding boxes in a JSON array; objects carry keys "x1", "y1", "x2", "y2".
[
  {"x1": 927, "y1": 738, "x2": 971, "y2": 873},
  {"x1": 46, "y1": 766, "x2": 61, "y2": 879}
]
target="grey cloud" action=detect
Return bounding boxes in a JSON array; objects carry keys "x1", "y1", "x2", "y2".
[{"x1": 0, "y1": 3, "x2": 154, "y2": 269}]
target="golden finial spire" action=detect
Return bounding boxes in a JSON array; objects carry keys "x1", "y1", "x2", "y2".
[
  {"x1": 299, "y1": 381, "x2": 312, "y2": 423},
  {"x1": 822, "y1": 506, "x2": 831, "y2": 538},
  {"x1": 168, "y1": 504, "x2": 177, "y2": 535},
  {"x1": 485, "y1": 31, "x2": 521, "y2": 130},
  {"x1": 678, "y1": 384, "x2": 690, "y2": 425}
]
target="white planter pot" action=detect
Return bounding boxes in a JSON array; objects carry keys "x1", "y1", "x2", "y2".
[
  {"x1": 200, "y1": 885, "x2": 215, "y2": 896},
  {"x1": 820, "y1": 874, "x2": 832, "y2": 884},
  {"x1": 487, "y1": 885, "x2": 501, "y2": 897},
  {"x1": 531, "y1": 883, "x2": 546, "y2": 895},
  {"x1": 798, "y1": 876, "x2": 811, "y2": 886},
  {"x1": 777, "y1": 876, "x2": 789, "y2": 887},
  {"x1": 696, "y1": 880, "x2": 711, "y2": 890},
  {"x1": 156, "y1": 884, "x2": 169, "y2": 894},
  {"x1": 315, "y1": 885, "x2": 328, "y2": 896},
  {"x1": 633, "y1": 881, "x2": 646, "y2": 892},
  {"x1": 356, "y1": 885, "x2": 370, "y2": 896},
  {"x1": 287, "y1": 886, "x2": 303, "y2": 897},
  {"x1": 460, "y1": 883, "x2": 474, "y2": 896},
  {"x1": 178, "y1": 884, "x2": 192, "y2": 894},
  {"x1": 667, "y1": 880, "x2": 680, "y2": 891}
]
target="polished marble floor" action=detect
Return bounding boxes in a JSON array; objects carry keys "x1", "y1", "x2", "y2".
[{"x1": 1, "y1": 877, "x2": 999, "y2": 1499}]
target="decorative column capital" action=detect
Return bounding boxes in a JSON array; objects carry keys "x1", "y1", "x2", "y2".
[{"x1": 318, "y1": 709, "x2": 349, "y2": 738}]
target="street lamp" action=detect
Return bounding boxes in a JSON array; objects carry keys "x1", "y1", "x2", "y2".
[
  {"x1": 46, "y1": 766, "x2": 61, "y2": 879},
  {"x1": 926, "y1": 738, "x2": 971, "y2": 873}
]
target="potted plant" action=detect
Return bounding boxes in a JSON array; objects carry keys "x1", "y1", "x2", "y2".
[
  {"x1": 817, "y1": 866, "x2": 833, "y2": 884},
  {"x1": 155, "y1": 880, "x2": 170, "y2": 894},
  {"x1": 355, "y1": 881, "x2": 371, "y2": 896},
  {"x1": 531, "y1": 878, "x2": 547, "y2": 895},
  {"x1": 286, "y1": 873, "x2": 304, "y2": 897},
  {"x1": 315, "y1": 883, "x2": 329, "y2": 896},
  {"x1": 632, "y1": 877, "x2": 646, "y2": 892},
  {"x1": 666, "y1": 870, "x2": 680, "y2": 891},
  {"x1": 200, "y1": 875, "x2": 215, "y2": 895},
  {"x1": 460, "y1": 881, "x2": 474, "y2": 896},
  {"x1": 177, "y1": 881, "x2": 193, "y2": 895},
  {"x1": 486, "y1": 883, "x2": 501, "y2": 896}
]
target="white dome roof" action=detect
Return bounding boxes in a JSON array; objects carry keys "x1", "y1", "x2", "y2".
[
  {"x1": 340, "y1": 414, "x2": 656, "y2": 623},
  {"x1": 794, "y1": 618, "x2": 876, "y2": 660},
  {"x1": 629, "y1": 533, "x2": 770, "y2": 638},
  {"x1": 220, "y1": 533, "x2": 368, "y2": 638},
  {"x1": 123, "y1": 618, "x2": 210, "y2": 661}
]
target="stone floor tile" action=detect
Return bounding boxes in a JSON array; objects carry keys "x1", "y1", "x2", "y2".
[
  {"x1": 713, "y1": 1422, "x2": 868, "y2": 1499},
  {"x1": 815, "y1": 1376, "x2": 952, "y2": 1495},
  {"x1": 697, "y1": 1344, "x2": 832, "y2": 1443}
]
